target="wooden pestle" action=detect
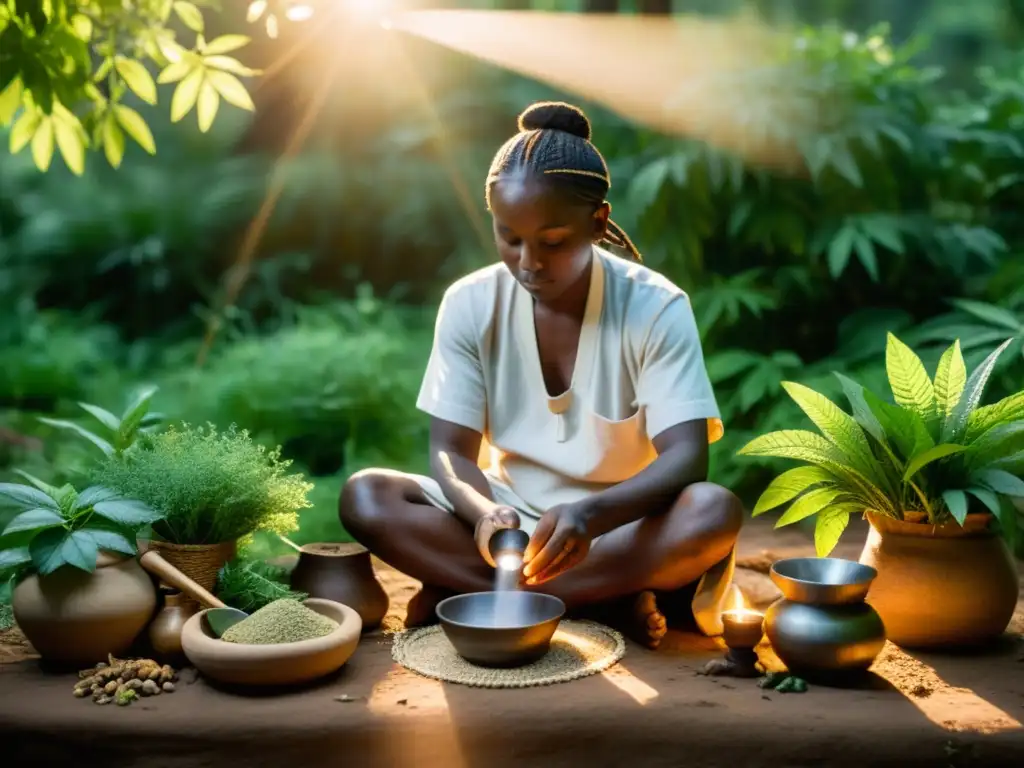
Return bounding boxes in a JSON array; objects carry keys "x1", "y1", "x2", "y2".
[{"x1": 138, "y1": 550, "x2": 227, "y2": 609}]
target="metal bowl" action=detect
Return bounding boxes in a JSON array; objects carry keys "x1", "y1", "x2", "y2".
[
  {"x1": 436, "y1": 591, "x2": 565, "y2": 667},
  {"x1": 770, "y1": 557, "x2": 877, "y2": 605}
]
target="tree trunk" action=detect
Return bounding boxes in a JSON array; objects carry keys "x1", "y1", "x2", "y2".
[{"x1": 638, "y1": 0, "x2": 672, "y2": 14}]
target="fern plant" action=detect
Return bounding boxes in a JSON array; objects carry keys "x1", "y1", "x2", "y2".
[{"x1": 739, "y1": 333, "x2": 1024, "y2": 557}]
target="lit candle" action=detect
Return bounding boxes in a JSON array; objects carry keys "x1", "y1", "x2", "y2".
[{"x1": 721, "y1": 608, "x2": 764, "y2": 650}]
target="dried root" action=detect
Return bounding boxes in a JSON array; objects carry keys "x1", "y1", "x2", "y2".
[{"x1": 73, "y1": 656, "x2": 179, "y2": 705}]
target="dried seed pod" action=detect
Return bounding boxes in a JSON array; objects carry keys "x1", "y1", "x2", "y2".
[
  {"x1": 141, "y1": 680, "x2": 161, "y2": 696},
  {"x1": 73, "y1": 687, "x2": 90, "y2": 698},
  {"x1": 103, "y1": 680, "x2": 118, "y2": 695},
  {"x1": 160, "y1": 665, "x2": 175, "y2": 683},
  {"x1": 162, "y1": 682, "x2": 176, "y2": 693},
  {"x1": 125, "y1": 678, "x2": 144, "y2": 691},
  {"x1": 95, "y1": 695, "x2": 112, "y2": 705}
]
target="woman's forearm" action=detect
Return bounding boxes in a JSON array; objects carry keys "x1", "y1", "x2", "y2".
[
  {"x1": 580, "y1": 440, "x2": 708, "y2": 539},
  {"x1": 430, "y1": 449, "x2": 500, "y2": 528}
]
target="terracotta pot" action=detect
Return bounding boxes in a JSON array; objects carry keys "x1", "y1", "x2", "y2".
[
  {"x1": 289, "y1": 543, "x2": 389, "y2": 631},
  {"x1": 148, "y1": 590, "x2": 199, "y2": 665},
  {"x1": 859, "y1": 512, "x2": 1019, "y2": 648},
  {"x1": 146, "y1": 539, "x2": 237, "y2": 593},
  {"x1": 12, "y1": 552, "x2": 157, "y2": 667}
]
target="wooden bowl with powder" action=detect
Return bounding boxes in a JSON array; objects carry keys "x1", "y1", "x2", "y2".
[{"x1": 181, "y1": 598, "x2": 362, "y2": 687}]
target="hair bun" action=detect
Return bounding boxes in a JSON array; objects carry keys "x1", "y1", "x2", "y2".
[{"x1": 517, "y1": 101, "x2": 591, "y2": 141}]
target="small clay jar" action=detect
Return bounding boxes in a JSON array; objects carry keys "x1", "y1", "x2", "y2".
[
  {"x1": 148, "y1": 589, "x2": 199, "y2": 664},
  {"x1": 289, "y1": 543, "x2": 389, "y2": 631}
]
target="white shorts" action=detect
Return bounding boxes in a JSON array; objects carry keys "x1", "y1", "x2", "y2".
[{"x1": 410, "y1": 473, "x2": 543, "y2": 536}]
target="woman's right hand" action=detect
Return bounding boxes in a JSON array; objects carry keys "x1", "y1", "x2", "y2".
[{"x1": 474, "y1": 505, "x2": 521, "y2": 567}]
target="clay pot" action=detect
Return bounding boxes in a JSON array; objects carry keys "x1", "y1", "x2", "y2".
[
  {"x1": 181, "y1": 598, "x2": 362, "y2": 687},
  {"x1": 289, "y1": 543, "x2": 389, "y2": 630},
  {"x1": 148, "y1": 590, "x2": 199, "y2": 664},
  {"x1": 859, "y1": 512, "x2": 1019, "y2": 648},
  {"x1": 146, "y1": 539, "x2": 237, "y2": 593},
  {"x1": 12, "y1": 552, "x2": 157, "y2": 667}
]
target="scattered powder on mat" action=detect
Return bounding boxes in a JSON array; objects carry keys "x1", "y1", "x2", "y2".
[{"x1": 222, "y1": 599, "x2": 338, "y2": 644}]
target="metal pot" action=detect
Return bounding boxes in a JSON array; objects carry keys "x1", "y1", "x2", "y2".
[{"x1": 764, "y1": 557, "x2": 886, "y2": 676}]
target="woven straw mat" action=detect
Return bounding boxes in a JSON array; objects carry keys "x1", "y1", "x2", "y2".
[{"x1": 391, "y1": 620, "x2": 625, "y2": 688}]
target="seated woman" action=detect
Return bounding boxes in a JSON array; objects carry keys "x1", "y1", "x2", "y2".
[{"x1": 340, "y1": 101, "x2": 743, "y2": 649}]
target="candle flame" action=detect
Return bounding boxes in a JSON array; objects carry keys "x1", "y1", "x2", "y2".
[{"x1": 722, "y1": 585, "x2": 761, "y2": 619}]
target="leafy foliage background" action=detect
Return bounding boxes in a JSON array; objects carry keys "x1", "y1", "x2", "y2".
[{"x1": 0, "y1": 1, "x2": 1022, "y2": 558}]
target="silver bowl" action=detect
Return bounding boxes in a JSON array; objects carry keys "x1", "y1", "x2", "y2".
[
  {"x1": 436, "y1": 591, "x2": 565, "y2": 667},
  {"x1": 770, "y1": 557, "x2": 877, "y2": 605}
]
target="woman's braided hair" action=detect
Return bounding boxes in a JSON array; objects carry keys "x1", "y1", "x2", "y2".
[{"x1": 485, "y1": 101, "x2": 642, "y2": 262}]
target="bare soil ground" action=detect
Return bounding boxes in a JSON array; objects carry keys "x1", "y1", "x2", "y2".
[{"x1": 2, "y1": 517, "x2": 1022, "y2": 767}]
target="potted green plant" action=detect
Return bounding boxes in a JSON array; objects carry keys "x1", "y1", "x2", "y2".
[
  {"x1": 90, "y1": 423, "x2": 313, "y2": 592},
  {"x1": 739, "y1": 334, "x2": 1022, "y2": 648},
  {"x1": 0, "y1": 474, "x2": 163, "y2": 666}
]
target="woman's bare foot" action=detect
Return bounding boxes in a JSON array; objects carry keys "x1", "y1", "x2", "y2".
[
  {"x1": 574, "y1": 590, "x2": 668, "y2": 650},
  {"x1": 404, "y1": 585, "x2": 452, "y2": 628}
]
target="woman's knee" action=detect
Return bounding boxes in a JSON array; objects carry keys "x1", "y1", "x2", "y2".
[
  {"x1": 338, "y1": 468, "x2": 405, "y2": 537},
  {"x1": 677, "y1": 481, "x2": 744, "y2": 546}
]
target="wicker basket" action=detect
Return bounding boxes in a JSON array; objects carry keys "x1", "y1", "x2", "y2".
[{"x1": 146, "y1": 540, "x2": 238, "y2": 593}]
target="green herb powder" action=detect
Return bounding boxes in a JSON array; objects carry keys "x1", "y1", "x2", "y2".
[{"x1": 221, "y1": 599, "x2": 338, "y2": 645}]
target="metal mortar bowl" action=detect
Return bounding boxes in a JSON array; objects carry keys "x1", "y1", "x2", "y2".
[
  {"x1": 436, "y1": 591, "x2": 566, "y2": 667},
  {"x1": 770, "y1": 557, "x2": 877, "y2": 605}
]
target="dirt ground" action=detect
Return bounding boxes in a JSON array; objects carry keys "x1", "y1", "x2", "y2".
[{"x1": 2, "y1": 518, "x2": 1023, "y2": 768}]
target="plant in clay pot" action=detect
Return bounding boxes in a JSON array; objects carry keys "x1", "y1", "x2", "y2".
[
  {"x1": 739, "y1": 333, "x2": 1022, "y2": 648},
  {"x1": 0, "y1": 474, "x2": 164, "y2": 666},
  {"x1": 90, "y1": 423, "x2": 313, "y2": 592}
]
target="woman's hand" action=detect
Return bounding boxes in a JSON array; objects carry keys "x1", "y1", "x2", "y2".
[
  {"x1": 522, "y1": 503, "x2": 593, "y2": 585},
  {"x1": 474, "y1": 505, "x2": 521, "y2": 566}
]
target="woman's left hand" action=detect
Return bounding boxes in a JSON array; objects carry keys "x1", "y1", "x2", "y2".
[{"x1": 522, "y1": 503, "x2": 594, "y2": 585}]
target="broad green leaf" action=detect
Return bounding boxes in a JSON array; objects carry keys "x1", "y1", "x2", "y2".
[
  {"x1": 121, "y1": 385, "x2": 159, "y2": 423},
  {"x1": 30, "y1": 528, "x2": 98, "y2": 575},
  {"x1": 53, "y1": 116, "x2": 85, "y2": 175},
  {"x1": 776, "y1": 487, "x2": 846, "y2": 527},
  {"x1": 829, "y1": 142, "x2": 863, "y2": 187},
  {"x1": 932, "y1": 340, "x2": 966, "y2": 420},
  {"x1": 196, "y1": 79, "x2": 219, "y2": 132},
  {"x1": 0, "y1": 78, "x2": 23, "y2": 126},
  {"x1": 941, "y1": 489, "x2": 969, "y2": 525},
  {"x1": 942, "y1": 337, "x2": 1014, "y2": 443},
  {"x1": 0, "y1": 547, "x2": 31, "y2": 569},
  {"x1": 71, "y1": 13, "x2": 93, "y2": 39},
  {"x1": 203, "y1": 34, "x2": 251, "y2": 55},
  {"x1": 781, "y1": 381, "x2": 876, "y2": 477},
  {"x1": 966, "y1": 487, "x2": 1001, "y2": 515},
  {"x1": 863, "y1": 389, "x2": 933, "y2": 459},
  {"x1": 2, "y1": 509, "x2": 65, "y2": 536},
  {"x1": 81, "y1": 526, "x2": 137, "y2": 556},
  {"x1": 752, "y1": 465, "x2": 836, "y2": 516},
  {"x1": 9, "y1": 110, "x2": 39, "y2": 152},
  {"x1": 74, "y1": 486, "x2": 123, "y2": 510},
  {"x1": 827, "y1": 225, "x2": 855, "y2": 278},
  {"x1": 852, "y1": 231, "x2": 879, "y2": 282},
  {"x1": 949, "y1": 299, "x2": 1022, "y2": 332},
  {"x1": 207, "y1": 71, "x2": 254, "y2": 111},
  {"x1": 0, "y1": 483, "x2": 59, "y2": 511},
  {"x1": 173, "y1": 1, "x2": 205, "y2": 32},
  {"x1": 965, "y1": 391, "x2": 1024, "y2": 442},
  {"x1": 103, "y1": 116, "x2": 125, "y2": 168},
  {"x1": 902, "y1": 443, "x2": 968, "y2": 482},
  {"x1": 993, "y1": 450, "x2": 1024, "y2": 476},
  {"x1": 114, "y1": 57, "x2": 157, "y2": 105},
  {"x1": 37, "y1": 417, "x2": 114, "y2": 456},
  {"x1": 834, "y1": 373, "x2": 886, "y2": 443},
  {"x1": 966, "y1": 422, "x2": 1024, "y2": 470},
  {"x1": 885, "y1": 333, "x2": 936, "y2": 422},
  {"x1": 737, "y1": 429, "x2": 843, "y2": 464},
  {"x1": 814, "y1": 505, "x2": 852, "y2": 557},
  {"x1": 114, "y1": 105, "x2": 156, "y2": 154},
  {"x1": 993, "y1": 497, "x2": 1018, "y2": 551},
  {"x1": 78, "y1": 403, "x2": 120, "y2": 431},
  {"x1": 204, "y1": 56, "x2": 260, "y2": 77},
  {"x1": 972, "y1": 468, "x2": 1024, "y2": 498},
  {"x1": 12, "y1": 470, "x2": 60, "y2": 499},
  {"x1": 31, "y1": 118, "x2": 54, "y2": 171},
  {"x1": 158, "y1": 59, "x2": 194, "y2": 84},
  {"x1": 171, "y1": 68, "x2": 203, "y2": 122},
  {"x1": 92, "y1": 499, "x2": 163, "y2": 526}
]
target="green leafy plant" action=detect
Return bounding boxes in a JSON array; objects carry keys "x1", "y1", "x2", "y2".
[
  {"x1": 0, "y1": 472, "x2": 162, "y2": 576},
  {"x1": 89, "y1": 423, "x2": 312, "y2": 545},
  {"x1": 739, "y1": 333, "x2": 1024, "y2": 556},
  {"x1": 38, "y1": 385, "x2": 162, "y2": 458},
  {"x1": 215, "y1": 554, "x2": 306, "y2": 614}
]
